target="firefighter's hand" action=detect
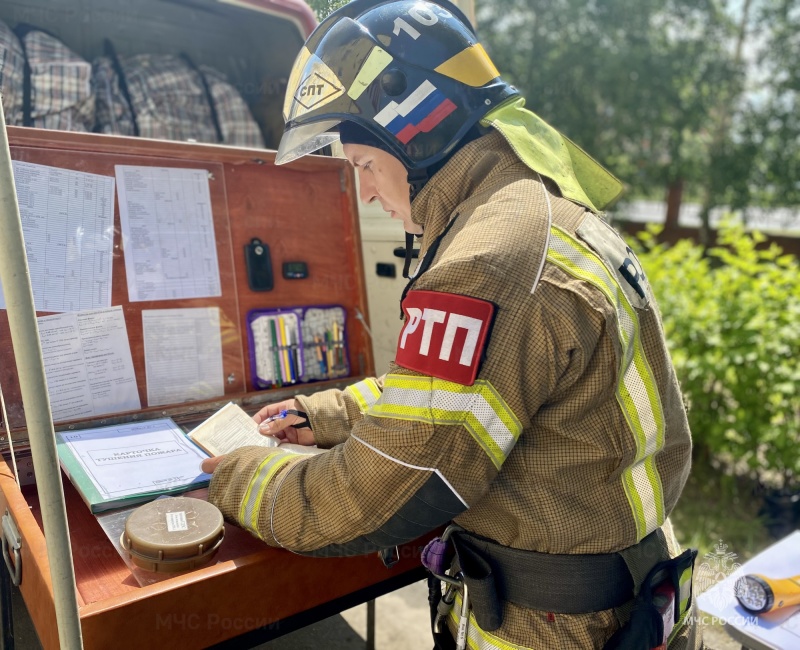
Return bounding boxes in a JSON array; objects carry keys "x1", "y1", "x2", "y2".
[
  {"x1": 201, "y1": 455, "x2": 225, "y2": 474},
  {"x1": 254, "y1": 399, "x2": 316, "y2": 446}
]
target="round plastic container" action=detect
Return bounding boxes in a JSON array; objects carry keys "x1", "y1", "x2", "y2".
[{"x1": 120, "y1": 497, "x2": 224, "y2": 573}]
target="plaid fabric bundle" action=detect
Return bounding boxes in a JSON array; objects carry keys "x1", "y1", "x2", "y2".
[
  {"x1": 94, "y1": 53, "x2": 263, "y2": 147},
  {"x1": 200, "y1": 64, "x2": 264, "y2": 148},
  {"x1": 19, "y1": 28, "x2": 94, "y2": 132},
  {"x1": 92, "y1": 56, "x2": 136, "y2": 136},
  {"x1": 0, "y1": 20, "x2": 25, "y2": 125}
]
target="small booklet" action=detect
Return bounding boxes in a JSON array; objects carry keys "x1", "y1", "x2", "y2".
[
  {"x1": 189, "y1": 402, "x2": 326, "y2": 459},
  {"x1": 56, "y1": 418, "x2": 211, "y2": 514},
  {"x1": 187, "y1": 402, "x2": 280, "y2": 456}
]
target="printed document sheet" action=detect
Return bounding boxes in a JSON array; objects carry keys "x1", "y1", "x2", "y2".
[
  {"x1": 0, "y1": 161, "x2": 114, "y2": 312},
  {"x1": 116, "y1": 166, "x2": 221, "y2": 302},
  {"x1": 142, "y1": 307, "x2": 224, "y2": 406},
  {"x1": 59, "y1": 419, "x2": 209, "y2": 500},
  {"x1": 39, "y1": 306, "x2": 140, "y2": 422}
]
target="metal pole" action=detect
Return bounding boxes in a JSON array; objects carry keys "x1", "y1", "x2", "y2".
[
  {"x1": 0, "y1": 107, "x2": 84, "y2": 648},
  {"x1": 366, "y1": 599, "x2": 375, "y2": 650}
]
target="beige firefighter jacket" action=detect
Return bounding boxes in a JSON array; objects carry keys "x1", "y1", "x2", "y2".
[{"x1": 208, "y1": 131, "x2": 696, "y2": 649}]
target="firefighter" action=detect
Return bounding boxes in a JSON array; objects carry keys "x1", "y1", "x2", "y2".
[{"x1": 203, "y1": 1, "x2": 700, "y2": 647}]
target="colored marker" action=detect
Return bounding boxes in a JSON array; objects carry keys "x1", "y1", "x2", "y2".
[
  {"x1": 314, "y1": 335, "x2": 326, "y2": 375},
  {"x1": 336, "y1": 321, "x2": 344, "y2": 369},
  {"x1": 332, "y1": 320, "x2": 340, "y2": 369},
  {"x1": 289, "y1": 327, "x2": 303, "y2": 380},
  {"x1": 278, "y1": 316, "x2": 294, "y2": 382},
  {"x1": 325, "y1": 331, "x2": 334, "y2": 378},
  {"x1": 269, "y1": 318, "x2": 282, "y2": 387}
]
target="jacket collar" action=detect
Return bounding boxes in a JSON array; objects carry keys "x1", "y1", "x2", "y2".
[{"x1": 411, "y1": 130, "x2": 519, "y2": 248}]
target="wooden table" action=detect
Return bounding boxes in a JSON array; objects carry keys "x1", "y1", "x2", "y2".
[{"x1": 0, "y1": 456, "x2": 430, "y2": 649}]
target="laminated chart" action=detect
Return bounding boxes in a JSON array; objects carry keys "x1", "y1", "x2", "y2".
[
  {"x1": 116, "y1": 166, "x2": 221, "y2": 302},
  {"x1": 0, "y1": 162, "x2": 115, "y2": 312}
]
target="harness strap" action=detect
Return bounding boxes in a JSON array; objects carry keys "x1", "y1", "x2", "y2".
[
  {"x1": 399, "y1": 212, "x2": 459, "y2": 317},
  {"x1": 613, "y1": 526, "x2": 670, "y2": 627}
]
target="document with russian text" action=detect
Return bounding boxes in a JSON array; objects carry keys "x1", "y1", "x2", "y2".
[
  {"x1": 39, "y1": 307, "x2": 140, "y2": 422},
  {"x1": 189, "y1": 402, "x2": 324, "y2": 458},
  {"x1": 57, "y1": 418, "x2": 211, "y2": 513},
  {"x1": 188, "y1": 402, "x2": 280, "y2": 456},
  {"x1": 0, "y1": 161, "x2": 115, "y2": 312}
]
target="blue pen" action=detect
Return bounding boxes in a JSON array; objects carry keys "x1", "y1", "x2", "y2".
[
  {"x1": 261, "y1": 409, "x2": 311, "y2": 429},
  {"x1": 263, "y1": 409, "x2": 291, "y2": 424}
]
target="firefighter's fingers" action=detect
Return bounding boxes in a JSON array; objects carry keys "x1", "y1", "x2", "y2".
[{"x1": 201, "y1": 454, "x2": 226, "y2": 474}]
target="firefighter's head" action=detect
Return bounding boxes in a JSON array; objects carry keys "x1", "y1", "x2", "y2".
[
  {"x1": 338, "y1": 120, "x2": 421, "y2": 233},
  {"x1": 275, "y1": 0, "x2": 518, "y2": 199}
]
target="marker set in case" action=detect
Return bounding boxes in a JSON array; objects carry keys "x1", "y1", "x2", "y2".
[{"x1": 246, "y1": 304, "x2": 349, "y2": 389}]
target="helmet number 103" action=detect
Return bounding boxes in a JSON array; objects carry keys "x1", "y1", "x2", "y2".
[{"x1": 393, "y1": 5, "x2": 439, "y2": 40}]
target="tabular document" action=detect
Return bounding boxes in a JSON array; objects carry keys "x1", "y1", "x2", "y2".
[
  {"x1": 38, "y1": 306, "x2": 141, "y2": 422},
  {"x1": 0, "y1": 162, "x2": 115, "y2": 312},
  {"x1": 142, "y1": 307, "x2": 224, "y2": 406},
  {"x1": 116, "y1": 166, "x2": 221, "y2": 302}
]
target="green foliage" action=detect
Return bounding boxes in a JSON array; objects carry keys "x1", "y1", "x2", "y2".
[
  {"x1": 635, "y1": 222, "x2": 800, "y2": 487},
  {"x1": 477, "y1": 0, "x2": 799, "y2": 213},
  {"x1": 477, "y1": 0, "x2": 741, "y2": 197},
  {"x1": 745, "y1": 0, "x2": 800, "y2": 209},
  {"x1": 306, "y1": 0, "x2": 349, "y2": 20},
  {"x1": 670, "y1": 464, "x2": 771, "y2": 560}
]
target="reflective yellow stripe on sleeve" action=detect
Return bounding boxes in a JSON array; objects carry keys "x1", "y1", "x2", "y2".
[
  {"x1": 239, "y1": 450, "x2": 298, "y2": 538},
  {"x1": 547, "y1": 225, "x2": 666, "y2": 540},
  {"x1": 345, "y1": 378, "x2": 383, "y2": 413},
  {"x1": 368, "y1": 374, "x2": 522, "y2": 470}
]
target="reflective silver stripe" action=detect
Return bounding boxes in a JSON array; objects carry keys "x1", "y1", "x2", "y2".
[
  {"x1": 240, "y1": 451, "x2": 296, "y2": 536},
  {"x1": 369, "y1": 375, "x2": 522, "y2": 470},
  {"x1": 679, "y1": 565, "x2": 693, "y2": 612},
  {"x1": 547, "y1": 226, "x2": 666, "y2": 539},
  {"x1": 346, "y1": 378, "x2": 382, "y2": 413}
]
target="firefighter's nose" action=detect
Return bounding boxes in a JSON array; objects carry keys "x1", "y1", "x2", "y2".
[{"x1": 358, "y1": 170, "x2": 378, "y2": 205}]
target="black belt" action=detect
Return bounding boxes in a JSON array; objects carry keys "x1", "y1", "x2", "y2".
[{"x1": 448, "y1": 528, "x2": 666, "y2": 631}]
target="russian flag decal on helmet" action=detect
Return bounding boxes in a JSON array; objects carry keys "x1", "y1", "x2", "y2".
[{"x1": 374, "y1": 80, "x2": 457, "y2": 144}]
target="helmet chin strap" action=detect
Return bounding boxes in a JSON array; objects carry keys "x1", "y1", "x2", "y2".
[
  {"x1": 402, "y1": 232, "x2": 415, "y2": 279},
  {"x1": 403, "y1": 168, "x2": 429, "y2": 279},
  {"x1": 408, "y1": 168, "x2": 429, "y2": 202}
]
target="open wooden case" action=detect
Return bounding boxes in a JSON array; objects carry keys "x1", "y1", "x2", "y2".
[
  {"x1": 0, "y1": 1, "x2": 429, "y2": 647},
  {"x1": 0, "y1": 125, "x2": 428, "y2": 650}
]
